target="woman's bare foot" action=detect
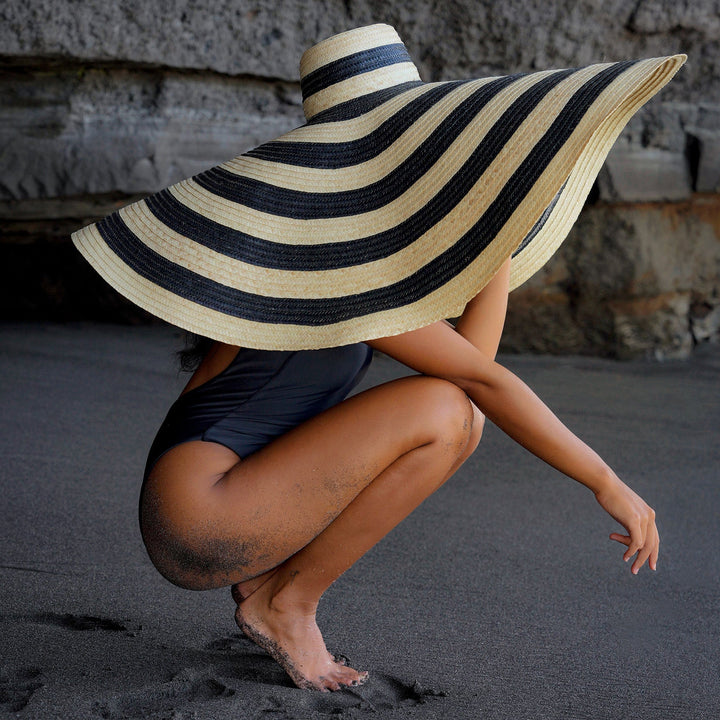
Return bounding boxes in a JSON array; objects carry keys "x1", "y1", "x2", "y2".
[{"x1": 234, "y1": 575, "x2": 368, "y2": 692}]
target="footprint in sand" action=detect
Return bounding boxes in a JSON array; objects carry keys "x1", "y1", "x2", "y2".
[
  {"x1": 257, "y1": 673, "x2": 449, "y2": 716},
  {"x1": 25, "y1": 612, "x2": 141, "y2": 636},
  {"x1": 202, "y1": 632, "x2": 448, "y2": 716},
  {"x1": 93, "y1": 667, "x2": 235, "y2": 720},
  {"x1": 0, "y1": 666, "x2": 44, "y2": 713},
  {"x1": 0, "y1": 613, "x2": 139, "y2": 714}
]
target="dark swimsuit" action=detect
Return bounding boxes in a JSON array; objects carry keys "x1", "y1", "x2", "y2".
[{"x1": 143, "y1": 343, "x2": 373, "y2": 479}]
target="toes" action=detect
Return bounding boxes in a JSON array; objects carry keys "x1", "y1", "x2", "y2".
[
  {"x1": 348, "y1": 670, "x2": 369, "y2": 687},
  {"x1": 331, "y1": 663, "x2": 368, "y2": 688},
  {"x1": 318, "y1": 676, "x2": 341, "y2": 692}
]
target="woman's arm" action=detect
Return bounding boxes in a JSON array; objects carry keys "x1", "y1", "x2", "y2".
[{"x1": 368, "y1": 321, "x2": 659, "y2": 573}]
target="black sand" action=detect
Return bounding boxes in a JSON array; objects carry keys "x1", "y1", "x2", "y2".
[{"x1": 1, "y1": 323, "x2": 718, "y2": 719}]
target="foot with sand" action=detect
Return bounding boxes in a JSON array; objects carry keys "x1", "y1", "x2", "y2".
[{"x1": 233, "y1": 572, "x2": 368, "y2": 692}]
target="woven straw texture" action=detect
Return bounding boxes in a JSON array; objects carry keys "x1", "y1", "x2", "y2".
[{"x1": 72, "y1": 24, "x2": 686, "y2": 350}]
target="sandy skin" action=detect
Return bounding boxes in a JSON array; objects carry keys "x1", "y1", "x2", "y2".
[
  {"x1": 231, "y1": 570, "x2": 361, "y2": 688},
  {"x1": 233, "y1": 572, "x2": 367, "y2": 691}
]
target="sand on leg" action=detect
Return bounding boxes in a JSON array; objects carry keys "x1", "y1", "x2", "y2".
[
  {"x1": 142, "y1": 375, "x2": 480, "y2": 690},
  {"x1": 233, "y1": 389, "x2": 483, "y2": 690}
]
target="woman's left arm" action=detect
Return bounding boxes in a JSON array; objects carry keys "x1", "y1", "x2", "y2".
[{"x1": 369, "y1": 321, "x2": 659, "y2": 574}]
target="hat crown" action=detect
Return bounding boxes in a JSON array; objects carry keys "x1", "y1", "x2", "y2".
[{"x1": 299, "y1": 24, "x2": 422, "y2": 120}]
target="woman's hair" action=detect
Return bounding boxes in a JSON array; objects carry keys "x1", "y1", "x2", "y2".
[{"x1": 177, "y1": 333, "x2": 214, "y2": 372}]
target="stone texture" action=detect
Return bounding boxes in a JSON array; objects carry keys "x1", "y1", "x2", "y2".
[
  {"x1": 689, "y1": 129, "x2": 720, "y2": 193},
  {"x1": 598, "y1": 146, "x2": 692, "y2": 202},
  {"x1": 596, "y1": 101, "x2": 720, "y2": 201},
  {"x1": 690, "y1": 295, "x2": 720, "y2": 343},
  {"x1": 498, "y1": 287, "x2": 587, "y2": 355},
  {"x1": 503, "y1": 197, "x2": 720, "y2": 358},
  {"x1": 2, "y1": 1, "x2": 718, "y2": 95},
  {"x1": 0, "y1": 67, "x2": 304, "y2": 200},
  {"x1": 3, "y1": 1, "x2": 719, "y2": 204},
  {"x1": 608, "y1": 292, "x2": 693, "y2": 360}
]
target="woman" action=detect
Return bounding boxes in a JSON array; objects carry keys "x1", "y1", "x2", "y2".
[
  {"x1": 72, "y1": 25, "x2": 683, "y2": 692},
  {"x1": 139, "y1": 257, "x2": 657, "y2": 692}
]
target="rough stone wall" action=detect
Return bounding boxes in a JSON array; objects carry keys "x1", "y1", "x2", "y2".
[{"x1": 2, "y1": 0, "x2": 719, "y2": 357}]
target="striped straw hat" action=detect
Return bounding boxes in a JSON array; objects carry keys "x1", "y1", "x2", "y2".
[{"x1": 72, "y1": 24, "x2": 686, "y2": 350}]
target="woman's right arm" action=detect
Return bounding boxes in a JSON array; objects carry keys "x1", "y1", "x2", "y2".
[{"x1": 368, "y1": 321, "x2": 659, "y2": 574}]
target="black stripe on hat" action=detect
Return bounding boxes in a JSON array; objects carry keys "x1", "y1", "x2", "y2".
[
  {"x1": 248, "y1": 80, "x2": 466, "y2": 168},
  {"x1": 99, "y1": 61, "x2": 634, "y2": 326},
  {"x1": 146, "y1": 73, "x2": 558, "y2": 270},
  {"x1": 194, "y1": 69, "x2": 572, "y2": 219},
  {"x1": 301, "y1": 43, "x2": 414, "y2": 101},
  {"x1": 147, "y1": 69, "x2": 575, "y2": 271},
  {"x1": 307, "y1": 80, "x2": 424, "y2": 124},
  {"x1": 512, "y1": 182, "x2": 565, "y2": 258}
]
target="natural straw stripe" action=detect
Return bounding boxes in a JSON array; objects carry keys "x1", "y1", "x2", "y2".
[
  {"x1": 237, "y1": 83, "x2": 467, "y2": 172},
  {"x1": 171, "y1": 67, "x2": 585, "y2": 243},
  {"x1": 303, "y1": 62, "x2": 421, "y2": 119},
  {"x1": 225, "y1": 81, "x2": 497, "y2": 189},
  {"x1": 299, "y1": 24, "x2": 402, "y2": 77},
  {"x1": 267, "y1": 82, "x2": 441, "y2": 145},
  {"x1": 199, "y1": 70, "x2": 584, "y2": 219},
  {"x1": 508, "y1": 54, "x2": 687, "y2": 290},
  {"x1": 90, "y1": 62, "x2": 636, "y2": 320}
]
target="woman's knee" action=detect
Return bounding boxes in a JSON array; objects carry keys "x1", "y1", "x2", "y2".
[
  {"x1": 412, "y1": 376, "x2": 476, "y2": 455},
  {"x1": 462, "y1": 403, "x2": 484, "y2": 460}
]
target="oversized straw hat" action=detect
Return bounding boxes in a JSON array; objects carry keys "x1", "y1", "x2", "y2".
[{"x1": 72, "y1": 24, "x2": 686, "y2": 350}]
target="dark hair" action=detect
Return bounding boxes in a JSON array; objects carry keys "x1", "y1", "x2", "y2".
[{"x1": 177, "y1": 333, "x2": 214, "y2": 373}]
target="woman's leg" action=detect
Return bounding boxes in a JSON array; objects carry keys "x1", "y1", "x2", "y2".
[
  {"x1": 141, "y1": 261, "x2": 511, "y2": 691},
  {"x1": 235, "y1": 393, "x2": 481, "y2": 691},
  {"x1": 142, "y1": 375, "x2": 480, "y2": 690}
]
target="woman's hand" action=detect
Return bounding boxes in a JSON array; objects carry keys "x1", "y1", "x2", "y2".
[{"x1": 594, "y1": 476, "x2": 659, "y2": 574}]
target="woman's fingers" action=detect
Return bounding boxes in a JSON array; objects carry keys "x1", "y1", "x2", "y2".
[
  {"x1": 609, "y1": 521, "x2": 659, "y2": 573},
  {"x1": 632, "y1": 526, "x2": 659, "y2": 574},
  {"x1": 631, "y1": 536, "x2": 653, "y2": 574},
  {"x1": 649, "y1": 530, "x2": 660, "y2": 571},
  {"x1": 631, "y1": 512, "x2": 659, "y2": 574},
  {"x1": 623, "y1": 523, "x2": 645, "y2": 571},
  {"x1": 596, "y1": 479, "x2": 659, "y2": 574},
  {"x1": 622, "y1": 520, "x2": 644, "y2": 563}
]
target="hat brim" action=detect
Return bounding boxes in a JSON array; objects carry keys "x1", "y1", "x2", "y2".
[{"x1": 72, "y1": 54, "x2": 686, "y2": 350}]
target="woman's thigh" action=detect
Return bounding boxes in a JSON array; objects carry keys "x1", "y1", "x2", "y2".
[{"x1": 140, "y1": 375, "x2": 474, "y2": 589}]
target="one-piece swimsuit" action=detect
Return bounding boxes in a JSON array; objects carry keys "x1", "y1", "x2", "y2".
[{"x1": 144, "y1": 343, "x2": 373, "y2": 480}]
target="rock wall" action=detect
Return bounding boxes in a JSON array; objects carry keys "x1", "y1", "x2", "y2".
[{"x1": 2, "y1": 0, "x2": 719, "y2": 357}]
